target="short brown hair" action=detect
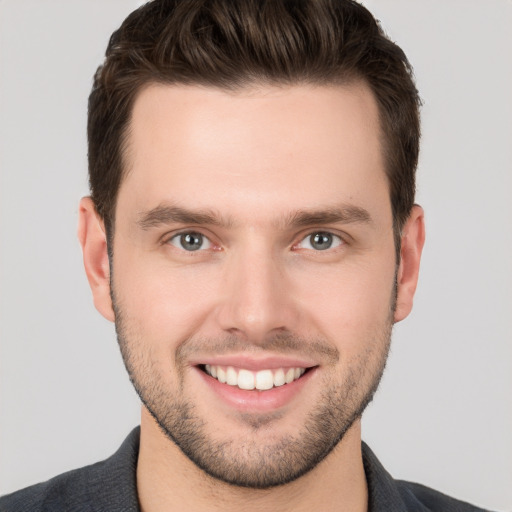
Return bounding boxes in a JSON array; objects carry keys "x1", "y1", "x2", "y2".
[{"x1": 88, "y1": 0, "x2": 420, "y2": 246}]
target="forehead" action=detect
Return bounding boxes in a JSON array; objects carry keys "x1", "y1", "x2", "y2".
[{"x1": 118, "y1": 82, "x2": 389, "y2": 224}]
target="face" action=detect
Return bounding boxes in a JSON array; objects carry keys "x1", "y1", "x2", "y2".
[{"x1": 82, "y1": 83, "x2": 422, "y2": 488}]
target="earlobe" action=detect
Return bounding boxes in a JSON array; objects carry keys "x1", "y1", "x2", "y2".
[
  {"x1": 394, "y1": 205, "x2": 425, "y2": 323},
  {"x1": 78, "y1": 197, "x2": 115, "y2": 322}
]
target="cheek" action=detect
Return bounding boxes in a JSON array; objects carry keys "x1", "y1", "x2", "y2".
[
  {"x1": 295, "y1": 259, "x2": 396, "y2": 348},
  {"x1": 112, "y1": 248, "x2": 222, "y2": 343}
]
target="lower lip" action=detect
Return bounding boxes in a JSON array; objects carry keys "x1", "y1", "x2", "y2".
[{"x1": 194, "y1": 367, "x2": 317, "y2": 412}]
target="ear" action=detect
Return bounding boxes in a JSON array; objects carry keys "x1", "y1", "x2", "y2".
[
  {"x1": 394, "y1": 205, "x2": 425, "y2": 323},
  {"x1": 77, "y1": 197, "x2": 115, "y2": 322}
]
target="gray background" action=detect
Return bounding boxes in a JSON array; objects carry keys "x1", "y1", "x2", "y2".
[{"x1": 0, "y1": 1, "x2": 511, "y2": 510}]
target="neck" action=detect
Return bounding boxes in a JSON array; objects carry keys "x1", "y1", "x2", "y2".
[{"x1": 136, "y1": 408, "x2": 368, "y2": 512}]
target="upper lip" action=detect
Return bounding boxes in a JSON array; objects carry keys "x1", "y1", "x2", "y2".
[{"x1": 188, "y1": 354, "x2": 318, "y2": 371}]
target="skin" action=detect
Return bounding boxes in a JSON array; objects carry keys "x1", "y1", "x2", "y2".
[{"x1": 78, "y1": 82, "x2": 424, "y2": 512}]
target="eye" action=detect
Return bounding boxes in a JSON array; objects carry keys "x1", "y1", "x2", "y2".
[
  {"x1": 296, "y1": 232, "x2": 343, "y2": 251},
  {"x1": 168, "y1": 232, "x2": 212, "y2": 252}
]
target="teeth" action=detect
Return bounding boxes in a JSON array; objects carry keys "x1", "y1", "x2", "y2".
[
  {"x1": 217, "y1": 367, "x2": 227, "y2": 384},
  {"x1": 273, "y1": 368, "x2": 285, "y2": 387},
  {"x1": 285, "y1": 368, "x2": 295, "y2": 384},
  {"x1": 238, "y1": 369, "x2": 255, "y2": 390},
  {"x1": 255, "y1": 370, "x2": 274, "y2": 390},
  {"x1": 226, "y1": 366, "x2": 237, "y2": 386},
  {"x1": 203, "y1": 365, "x2": 308, "y2": 391}
]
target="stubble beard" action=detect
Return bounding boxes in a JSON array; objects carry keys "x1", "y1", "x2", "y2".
[{"x1": 111, "y1": 291, "x2": 394, "y2": 489}]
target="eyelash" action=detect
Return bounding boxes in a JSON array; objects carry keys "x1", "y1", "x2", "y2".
[{"x1": 164, "y1": 230, "x2": 346, "y2": 253}]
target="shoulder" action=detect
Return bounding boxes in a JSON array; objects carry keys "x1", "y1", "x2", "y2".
[
  {"x1": 395, "y1": 480, "x2": 492, "y2": 512},
  {"x1": 362, "y1": 442, "x2": 493, "y2": 512},
  {"x1": 0, "y1": 459, "x2": 110, "y2": 512},
  {"x1": 0, "y1": 427, "x2": 140, "y2": 512}
]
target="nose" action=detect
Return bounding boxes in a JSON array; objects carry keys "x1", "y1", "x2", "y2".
[{"x1": 215, "y1": 243, "x2": 301, "y2": 343}]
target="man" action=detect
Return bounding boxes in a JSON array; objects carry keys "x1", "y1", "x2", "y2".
[{"x1": 0, "y1": 1, "x2": 493, "y2": 511}]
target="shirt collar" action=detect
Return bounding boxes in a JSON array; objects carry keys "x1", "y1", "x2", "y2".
[{"x1": 111, "y1": 428, "x2": 422, "y2": 511}]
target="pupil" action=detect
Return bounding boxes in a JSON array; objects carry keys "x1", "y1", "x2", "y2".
[
  {"x1": 181, "y1": 233, "x2": 202, "y2": 251},
  {"x1": 311, "y1": 232, "x2": 332, "y2": 250}
]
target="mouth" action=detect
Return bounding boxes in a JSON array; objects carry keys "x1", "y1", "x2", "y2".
[{"x1": 199, "y1": 364, "x2": 312, "y2": 391}]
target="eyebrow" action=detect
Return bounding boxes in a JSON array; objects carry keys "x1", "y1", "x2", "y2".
[
  {"x1": 137, "y1": 204, "x2": 232, "y2": 230},
  {"x1": 284, "y1": 206, "x2": 372, "y2": 228},
  {"x1": 136, "y1": 203, "x2": 372, "y2": 231}
]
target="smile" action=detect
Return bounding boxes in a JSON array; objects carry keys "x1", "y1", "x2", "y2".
[{"x1": 203, "y1": 364, "x2": 307, "y2": 391}]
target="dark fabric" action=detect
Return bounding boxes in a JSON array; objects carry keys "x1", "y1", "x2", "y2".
[
  {"x1": 0, "y1": 427, "x2": 492, "y2": 512},
  {"x1": 361, "y1": 443, "x2": 491, "y2": 512},
  {"x1": 0, "y1": 429, "x2": 140, "y2": 512}
]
